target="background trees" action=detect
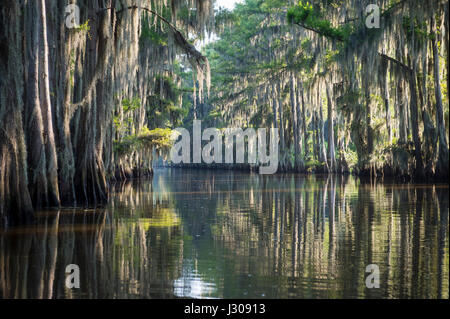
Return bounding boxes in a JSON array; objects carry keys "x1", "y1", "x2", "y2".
[{"x1": 201, "y1": 0, "x2": 448, "y2": 179}]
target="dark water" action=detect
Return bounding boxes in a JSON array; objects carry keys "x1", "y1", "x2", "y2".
[{"x1": 0, "y1": 169, "x2": 448, "y2": 299}]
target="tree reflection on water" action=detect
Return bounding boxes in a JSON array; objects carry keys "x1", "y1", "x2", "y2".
[{"x1": 0, "y1": 169, "x2": 448, "y2": 299}]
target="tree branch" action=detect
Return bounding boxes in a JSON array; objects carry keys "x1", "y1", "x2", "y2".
[
  {"x1": 98, "y1": 5, "x2": 207, "y2": 64},
  {"x1": 98, "y1": 6, "x2": 179, "y2": 36},
  {"x1": 378, "y1": 53, "x2": 412, "y2": 72},
  {"x1": 292, "y1": 23, "x2": 413, "y2": 72}
]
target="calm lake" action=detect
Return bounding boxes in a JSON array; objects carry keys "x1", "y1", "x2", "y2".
[{"x1": 0, "y1": 169, "x2": 448, "y2": 299}]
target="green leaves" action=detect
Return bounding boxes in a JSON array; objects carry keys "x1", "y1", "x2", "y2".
[
  {"x1": 74, "y1": 19, "x2": 91, "y2": 36},
  {"x1": 287, "y1": 1, "x2": 314, "y2": 24},
  {"x1": 287, "y1": 1, "x2": 351, "y2": 42},
  {"x1": 402, "y1": 16, "x2": 431, "y2": 42},
  {"x1": 122, "y1": 97, "x2": 141, "y2": 113},
  {"x1": 113, "y1": 98, "x2": 141, "y2": 134},
  {"x1": 114, "y1": 127, "x2": 174, "y2": 157}
]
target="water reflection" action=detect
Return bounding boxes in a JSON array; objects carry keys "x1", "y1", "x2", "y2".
[{"x1": 0, "y1": 169, "x2": 448, "y2": 299}]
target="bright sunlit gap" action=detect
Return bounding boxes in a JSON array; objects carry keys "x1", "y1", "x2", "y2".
[
  {"x1": 197, "y1": 0, "x2": 244, "y2": 49},
  {"x1": 215, "y1": 0, "x2": 243, "y2": 10}
]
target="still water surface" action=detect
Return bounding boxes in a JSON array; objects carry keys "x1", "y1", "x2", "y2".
[{"x1": 0, "y1": 169, "x2": 448, "y2": 299}]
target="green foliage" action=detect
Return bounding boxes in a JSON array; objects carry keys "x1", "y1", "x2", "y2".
[
  {"x1": 324, "y1": 49, "x2": 339, "y2": 66},
  {"x1": 74, "y1": 20, "x2": 91, "y2": 39},
  {"x1": 215, "y1": 7, "x2": 237, "y2": 29},
  {"x1": 336, "y1": 89, "x2": 361, "y2": 115},
  {"x1": 305, "y1": 158, "x2": 321, "y2": 168},
  {"x1": 113, "y1": 97, "x2": 141, "y2": 134},
  {"x1": 147, "y1": 75, "x2": 186, "y2": 128},
  {"x1": 402, "y1": 16, "x2": 430, "y2": 42},
  {"x1": 114, "y1": 127, "x2": 173, "y2": 157},
  {"x1": 287, "y1": 2, "x2": 352, "y2": 41},
  {"x1": 249, "y1": 103, "x2": 273, "y2": 127},
  {"x1": 122, "y1": 97, "x2": 141, "y2": 113},
  {"x1": 287, "y1": 1, "x2": 314, "y2": 23},
  {"x1": 260, "y1": 0, "x2": 287, "y2": 12},
  {"x1": 341, "y1": 149, "x2": 358, "y2": 171},
  {"x1": 74, "y1": 19, "x2": 90, "y2": 32},
  {"x1": 203, "y1": 108, "x2": 224, "y2": 125},
  {"x1": 141, "y1": 15, "x2": 168, "y2": 46}
]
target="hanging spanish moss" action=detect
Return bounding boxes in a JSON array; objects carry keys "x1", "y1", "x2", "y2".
[
  {"x1": 199, "y1": 0, "x2": 448, "y2": 180},
  {"x1": 0, "y1": 0, "x2": 215, "y2": 226},
  {"x1": 0, "y1": 0, "x2": 448, "y2": 228}
]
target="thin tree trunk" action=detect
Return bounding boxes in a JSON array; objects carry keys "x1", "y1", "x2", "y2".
[
  {"x1": 397, "y1": 80, "x2": 407, "y2": 144},
  {"x1": 290, "y1": 73, "x2": 302, "y2": 171},
  {"x1": 299, "y1": 84, "x2": 308, "y2": 161},
  {"x1": 326, "y1": 82, "x2": 336, "y2": 172},
  {"x1": 272, "y1": 83, "x2": 278, "y2": 129},
  {"x1": 277, "y1": 82, "x2": 286, "y2": 170},
  {"x1": 318, "y1": 89, "x2": 329, "y2": 172}
]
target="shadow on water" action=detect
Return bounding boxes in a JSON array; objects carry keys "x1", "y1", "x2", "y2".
[{"x1": 0, "y1": 169, "x2": 448, "y2": 299}]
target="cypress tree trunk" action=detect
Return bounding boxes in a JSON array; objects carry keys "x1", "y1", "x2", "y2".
[
  {"x1": 313, "y1": 111, "x2": 320, "y2": 163},
  {"x1": 0, "y1": 1, "x2": 34, "y2": 225},
  {"x1": 271, "y1": 83, "x2": 281, "y2": 170},
  {"x1": 26, "y1": 0, "x2": 50, "y2": 208},
  {"x1": 277, "y1": 82, "x2": 286, "y2": 170},
  {"x1": 407, "y1": 65, "x2": 425, "y2": 179},
  {"x1": 318, "y1": 89, "x2": 329, "y2": 172},
  {"x1": 364, "y1": 86, "x2": 373, "y2": 158},
  {"x1": 379, "y1": 59, "x2": 391, "y2": 143},
  {"x1": 326, "y1": 82, "x2": 336, "y2": 172},
  {"x1": 299, "y1": 84, "x2": 308, "y2": 162},
  {"x1": 418, "y1": 52, "x2": 436, "y2": 176},
  {"x1": 431, "y1": 16, "x2": 449, "y2": 178},
  {"x1": 290, "y1": 73, "x2": 302, "y2": 171},
  {"x1": 397, "y1": 80, "x2": 407, "y2": 144},
  {"x1": 40, "y1": 0, "x2": 60, "y2": 207}
]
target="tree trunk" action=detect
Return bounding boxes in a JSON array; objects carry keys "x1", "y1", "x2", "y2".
[
  {"x1": 407, "y1": 64, "x2": 425, "y2": 179},
  {"x1": 313, "y1": 111, "x2": 320, "y2": 163},
  {"x1": 277, "y1": 82, "x2": 286, "y2": 170},
  {"x1": 290, "y1": 73, "x2": 302, "y2": 171},
  {"x1": 318, "y1": 90, "x2": 329, "y2": 172},
  {"x1": 0, "y1": 1, "x2": 34, "y2": 225},
  {"x1": 299, "y1": 84, "x2": 308, "y2": 162},
  {"x1": 432, "y1": 16, "x2": 449, "y2": 178},
  {"x1": 326, "y1": 82, "x2": 336, "y2": 172},
  {"x1": 418, "y1": 52, "x2": 436, "y2": 176},
  {"x1": 26, "y1": 0, "x2": 50, "y2": 208},
  {"x1": 40, "y1": 0, "x2": 60, "y2": 207},
  {"x1": 397, "y1": 80, "x2": 407, "y2": 144},
  {"x1": 379, "y1": 58, "x2": 391, "y2": 143}
]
